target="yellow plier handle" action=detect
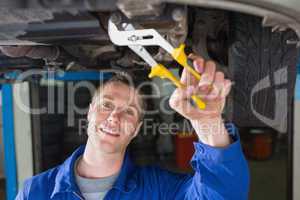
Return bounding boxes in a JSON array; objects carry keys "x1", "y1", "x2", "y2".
[
  {"x1": 171, "y1": 44, "x2": 201, "y2": 81},
  {"x1": 149, "y1": 63, "x2": 206, "y2": 110}
]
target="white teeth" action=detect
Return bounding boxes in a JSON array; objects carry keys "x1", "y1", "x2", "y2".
[{"x1": 99, "y1": 127, "x2": 119, "y2": 136}]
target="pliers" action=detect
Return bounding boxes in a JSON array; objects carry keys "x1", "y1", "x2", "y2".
[{"x1": 108, "y1": 18, "x2": 206, "y2": 109}]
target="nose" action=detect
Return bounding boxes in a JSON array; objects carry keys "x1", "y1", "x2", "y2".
[{"x1": 107, "y1": 108, "x2": 122, "y2": 125}]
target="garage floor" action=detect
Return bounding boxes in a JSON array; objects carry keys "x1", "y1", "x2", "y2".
[{"x1": 248, "y1": 151, "x2": 287, "y2": 200}]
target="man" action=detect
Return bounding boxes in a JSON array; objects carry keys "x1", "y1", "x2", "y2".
[{"x1": 16, "y1": 55, "x2": 250, "y2": 200}]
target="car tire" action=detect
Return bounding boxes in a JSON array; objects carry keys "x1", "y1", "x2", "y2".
[{"x1": 228, "y1": 13, "x2": 299, "y2": 132}]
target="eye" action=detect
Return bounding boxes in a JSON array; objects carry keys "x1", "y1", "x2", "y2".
[
  {"x1": 125, "y1": 108, "x2": 135, "y2": 116},
  {"x1": 101, "y1": 101, "x2": 114, "y2": 110}
]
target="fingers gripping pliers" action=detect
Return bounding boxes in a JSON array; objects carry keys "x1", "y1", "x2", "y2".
[{"x1": 108, "y1": 17, "x2": 206, "y2": 109}]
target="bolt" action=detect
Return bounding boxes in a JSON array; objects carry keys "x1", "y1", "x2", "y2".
[
  {"x1": 128, "y1": 35, "x2": 139, "y2": 42},
  {"x1": 110, "y1": 13, "x2": 122, "y2": 25}
]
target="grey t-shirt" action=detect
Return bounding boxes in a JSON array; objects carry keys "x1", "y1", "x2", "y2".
[{"x1": 74, "y1": 157, "x2": 119, "y2": 200}]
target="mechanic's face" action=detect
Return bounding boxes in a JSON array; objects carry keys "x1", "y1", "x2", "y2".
[{"x1": 87, "y1": 82, "x2": 142, "y2": 154}]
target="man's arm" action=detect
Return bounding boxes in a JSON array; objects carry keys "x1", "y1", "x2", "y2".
[
  {"x1": 189, "y1": 122, "x2": 249, "y2": 199},
  {"x1": 162, "y1": 55, "x2": 250, "y2": 199},
  {"x1": 152, "y1": 122, "x2": 249, "y2": 200}
]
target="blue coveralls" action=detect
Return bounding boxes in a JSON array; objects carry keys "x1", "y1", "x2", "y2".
[{"x1": 16, "y1": 123, "x2": 250, "y2": 200}]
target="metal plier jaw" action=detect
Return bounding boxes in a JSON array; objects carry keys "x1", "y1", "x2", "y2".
[{"x1": 108, "y1": 16, "x2": 206, "y2": 110}]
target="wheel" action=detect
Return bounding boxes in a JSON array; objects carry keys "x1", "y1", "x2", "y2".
[{"x1": 228, "y1": 13, "x2": 299, "y2": 132}]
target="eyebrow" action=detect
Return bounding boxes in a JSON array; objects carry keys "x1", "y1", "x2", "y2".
[
  {"x1": 102, "y1": 94, "x2": 114, "y2": 100},
  {"x1": 102, "y1": 94, "x2": 139, "y2": 111}
]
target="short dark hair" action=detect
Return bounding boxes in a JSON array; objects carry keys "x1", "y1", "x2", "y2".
[{"x1": 92, "y1": 72, "x2": 146, "y2": 121}]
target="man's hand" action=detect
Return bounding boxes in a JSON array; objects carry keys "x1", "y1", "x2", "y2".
[{"x1": 169, "y1": 54, "x2": 232, "y2": 147}]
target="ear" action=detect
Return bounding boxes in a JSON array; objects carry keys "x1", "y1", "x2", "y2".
[{"x1": 132, "y1": 121, "x2": 143, "y2": 139}]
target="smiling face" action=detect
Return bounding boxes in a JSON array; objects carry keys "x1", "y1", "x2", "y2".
[{"x1": 87, "y1": 81, "x2": 143, "y2": 154}]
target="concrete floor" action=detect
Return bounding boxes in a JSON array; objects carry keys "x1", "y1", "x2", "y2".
[{"x1": 248, "y1": 152, "x2": 287, "y2": 200}]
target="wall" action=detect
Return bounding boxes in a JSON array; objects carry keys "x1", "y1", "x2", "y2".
[
  {"x1": 13, "y1": 83, "x2": 33, "y2": 189},
  {"x1": 294, "y1": 74, "x2": 300, "y2": 200},
  {"x1": 0, "y1": 91, "x2": 4, "y2": 178}
]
